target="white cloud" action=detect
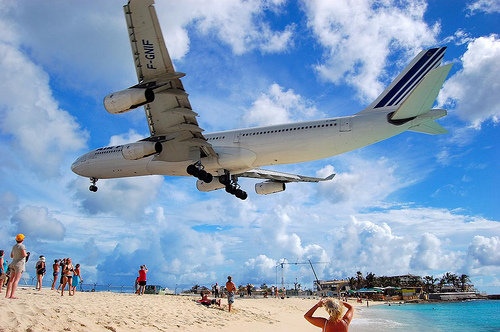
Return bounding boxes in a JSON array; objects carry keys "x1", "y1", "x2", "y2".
[
  {"x1": 0, "y1": 13, "x2": 87, "y2": 178},
  {"x1": 73, "y1": 176, "x2": 164, "y2": 220},
  {"x1": 466, "y1": 235, "x2": 500, "y2": 267},
  {"x1": 156, "y1": 0, "x2": 295, "y2": 57},
  {"x1": 243, "y1": 255, "x2": 277, "y2": 283},
  {"x1": 316, "y1": 157, "x2": 410, "y2": 210},
  {"x1": 438, "y1": 35, "x2": 500, "y2": 128},
  {"x1": 11, "y1": 205, "x2": 66, "y2": 241},
  {"x1": 467, "y1": 0, "x2": 500, "y2": 15},
  {"x1": 409, "y1": 233, "x2": 464, "y2": 271},
  {"x1": 302, "y1": 0, "x2": 439, "y2": 102},
  {"x1": 332, "y1": 217, "x2": 411, "y2": 276},
  {"x1": 243, "y1": 83, "x2": 322, "y2": 126}
]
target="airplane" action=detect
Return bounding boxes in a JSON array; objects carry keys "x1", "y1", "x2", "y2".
[{"x1": 71, "y1": 0, "x2": 453, "y2": 200}]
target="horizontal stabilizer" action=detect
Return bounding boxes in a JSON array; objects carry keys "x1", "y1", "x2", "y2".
[
  {"x1": 391, "y1": 63, "x2": 453, "y2": 120},
  {"x1": 409, "y1": 121, "x2": 448, "y2": 135}
]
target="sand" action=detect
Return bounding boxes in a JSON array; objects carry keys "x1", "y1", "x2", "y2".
[{"x1": 0, "y1": 287, "x2": 380, "y2": 331}]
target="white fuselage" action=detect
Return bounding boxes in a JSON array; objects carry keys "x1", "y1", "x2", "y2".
[{"x1": 71, "y1": 109, "x2": 436, "y2": 180}]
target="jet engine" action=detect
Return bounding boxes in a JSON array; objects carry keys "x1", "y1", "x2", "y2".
[
  {"x1": 121, "y1": 142, "x2": 162, "y2": 160},
  {"x1": 255, "y1": 181, "x2": 286, "y2": 195},
  {"x1": 103, "y1": 88, "x2": 155, "y2": 114},
  {"x1": 196, "y1": 179, "x2": 225, "y2": 192}
]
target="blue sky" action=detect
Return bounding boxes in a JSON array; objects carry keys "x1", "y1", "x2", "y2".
[{"x1": 0, "y1": 0, "x2": 499, "y2": 294}]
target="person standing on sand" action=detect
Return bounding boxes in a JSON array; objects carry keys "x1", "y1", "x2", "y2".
[
  {"x1": 35, "y1": 255, "x2": 46, "y2": 290},
  {"x1": 5, "y1": 234, "x2": 29, "y2": 299},
  {"x1": 137, "y1": 265, "x2": 148, "y2": 295},
  {"x1": 304, "y1": 298, "x2": 354, "y2": 332},
  {"x1": 51, "y1": 259, "x2": 60, "y2": 290},
  {"x1": 0, "y1": 250, "x2": 7, "y2": 293},
  {"x1": 225, "y1": 275, "x2": 237, "y2": 312},
  {"x1": 61, "y1": 258, "x2": 74, "y2": 296},
  {"x1": 71, "y1": 264, "x2": 82, "y2": 295},
  {"x1": 57, "y1": 258, "x2": 67, "y2": 291},
  {"x1": 214, "y1": 282, "x2": 219, "y2": 298}
]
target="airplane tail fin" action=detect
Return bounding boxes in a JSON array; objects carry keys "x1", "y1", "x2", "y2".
[
  {"x1": 390, "y1": 63, "x2": 453, "y2": 121},
  {"x1": 360, "y1": 47, "x2": 447, "y2": 112}
]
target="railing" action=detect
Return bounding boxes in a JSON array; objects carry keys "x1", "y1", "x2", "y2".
[{"x1": 17, "y1": 277, "x2": 135, "y2": 293}]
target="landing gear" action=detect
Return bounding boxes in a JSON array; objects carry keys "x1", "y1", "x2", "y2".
[
  {"x1": 89, "y1": 177, "x2": 98, "y2": 192},
  {"x1": 187, "y1": 163, "x2": 213, "y2": 183},
  {"x1": 219, "y1": 172, "x2": 247, "y2": 200}
]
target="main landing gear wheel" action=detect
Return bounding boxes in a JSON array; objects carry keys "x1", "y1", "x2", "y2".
[
  {"x1": 187, "y1": 164, "x2": 213, "y2": 183},
  {"x1": 220, "y1": 174, "x2": 247, "y2": 200},
  {"x1": 89, "y1": 177, "x2": 98, "y2": 192}
]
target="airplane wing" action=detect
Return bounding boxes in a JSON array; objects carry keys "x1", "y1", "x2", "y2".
[
  {"x1": 237, "y1": 168, "x2": 335, "y2": 183},
  {"x1": 124, "y1": 0, "x2": 216, "y2": 162}
]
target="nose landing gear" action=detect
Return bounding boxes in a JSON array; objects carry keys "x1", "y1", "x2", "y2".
[
  {"x1": 89, "y1": 177, "x2": 98, "y2": 192},
  {"x1": 187, "y1": 163, "x2": 213, "y2": 183}
]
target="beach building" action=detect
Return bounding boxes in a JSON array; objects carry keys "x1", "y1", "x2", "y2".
[{"x1": 314, "y1": 280, "x2": 350, "y2": 297}]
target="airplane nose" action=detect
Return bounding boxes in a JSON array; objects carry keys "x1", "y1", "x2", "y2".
[{"x1": 71, "y1": 155, "x2": 87, "y2": 176}]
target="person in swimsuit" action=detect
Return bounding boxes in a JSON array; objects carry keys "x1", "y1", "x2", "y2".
[
  {"x1": 0, "y1": 250, "x2": 7, "y2": 293},
  {"x1": 198, "y1": 290, "x2": 221, "y2": 307},
  {"x1": 51, "y1": 259, "x2": 61, "y2": 290},
  {"x1": 35, "y1": 255, "x2": 46, "y2": 291},
  {"x1": 71, "y1": 264, "x2": 82, "y2": 295},
  {"x1": 304, "y1": 298, "x2": 354, "y2": 332},
  {"x1": 225, "y1": 275, "x2": 237, "y2": 312},
  {"x1": 5, "y1": 234, "x2": 28, "y2": 299},
  {"x1": 61, "y1": 258, "x2": 74, "y2": 296}
]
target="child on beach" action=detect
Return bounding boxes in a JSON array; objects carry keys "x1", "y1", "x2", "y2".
[{"x1": 304, "y1": 298, "x2": 354, "y2": 332}]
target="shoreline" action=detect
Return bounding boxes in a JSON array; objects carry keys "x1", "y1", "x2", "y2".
[
  {"x1": 1, "y1": 287, "x2": 496, "y2": 332},
  {"x1": 0, "y1": 287, "x2": 380, "y2": 332}
]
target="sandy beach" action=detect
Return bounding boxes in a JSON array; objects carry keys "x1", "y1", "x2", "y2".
[{"x1": 0, "y1": 287, "x2": 380, "y2": 331}]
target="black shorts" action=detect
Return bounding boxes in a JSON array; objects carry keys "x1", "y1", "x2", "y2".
[{"x1": 138, "y1": 281, "x2": 146, "y2": 286}]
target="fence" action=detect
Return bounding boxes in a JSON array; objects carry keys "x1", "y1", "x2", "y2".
[{"x1": 18, "y1": 276, "x2": 135, "y2": 293}]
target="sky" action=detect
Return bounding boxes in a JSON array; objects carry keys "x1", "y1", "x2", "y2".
[{"x1": 0, "y1": 0, "x2": 499, "y2": 294}]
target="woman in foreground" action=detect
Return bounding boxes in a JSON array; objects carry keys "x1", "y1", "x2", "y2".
[{"x1": 304, "y1": 298, "x2": 354, "y2": 332}]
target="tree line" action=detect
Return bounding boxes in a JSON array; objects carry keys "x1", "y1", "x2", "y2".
[{"x1": 348, "y1": 271, "x2": 472, "y2": 293}]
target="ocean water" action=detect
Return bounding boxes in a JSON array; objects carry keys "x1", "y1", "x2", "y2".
[{"x1": 350, "y1": 300, "x2": 500, "y2": 332}]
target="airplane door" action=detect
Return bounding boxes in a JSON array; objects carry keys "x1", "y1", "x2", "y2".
[
  {"x1": 340, "y1": 118, "x2": 352, "y2": 132},
  {"x1": 233, "y1": 133, "x2": 241, "y2": 143}
]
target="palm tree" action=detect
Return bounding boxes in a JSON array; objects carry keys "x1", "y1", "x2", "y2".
[
  {"x1": 365, "y1": 272, "x2": 376, "y2": 288},
  {"x1": 348, "y1": 277, "x2": 356, "y2": 291},
  {"x1": 356, "y1": 271, "x2": 365, "y2": 289},
  {"x1": 459, "y1": 274, "x2": 471, "y2": 292},
  {"x1": 423, "y1": 275, "x2": 437, "y2": 293}
]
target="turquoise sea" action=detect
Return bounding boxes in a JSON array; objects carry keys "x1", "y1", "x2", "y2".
[{"x1": 350, "y1": 300, "x2": 500, "y2": 332}]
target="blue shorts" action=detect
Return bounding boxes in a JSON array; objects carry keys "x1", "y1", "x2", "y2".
[{"x1": 228, "y1": 292, "x2": 235, "y2": 304}]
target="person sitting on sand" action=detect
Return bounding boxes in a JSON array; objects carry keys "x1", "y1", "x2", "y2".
[
  {"x1": 304, "y1": 298, "x2": 354, "y2": 332},
  {"x1": 198, "y1": 290, "x2": 221, "y2": 307}
]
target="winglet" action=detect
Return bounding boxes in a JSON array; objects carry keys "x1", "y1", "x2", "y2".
[{"x1": 324, "y1": 174, "x2": 336, "y2": 181}]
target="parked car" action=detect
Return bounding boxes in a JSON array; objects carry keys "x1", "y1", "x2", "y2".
[{"x1": 144, "y1": 285, "x2": 166, "y2": 295}]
